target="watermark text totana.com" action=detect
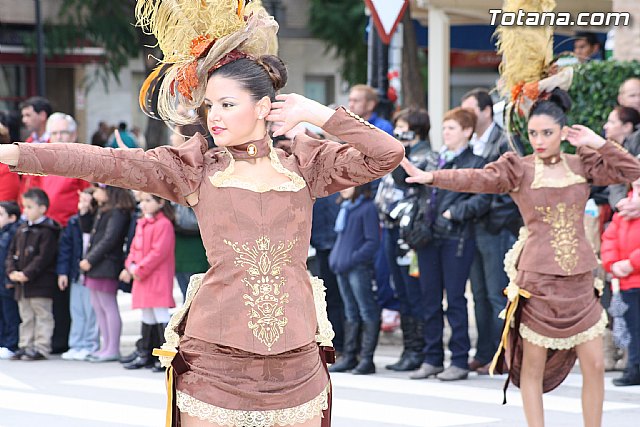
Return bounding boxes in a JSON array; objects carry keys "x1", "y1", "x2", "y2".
[{"x1": 489, "y1": 9, "x2": 631, "y2": 27}]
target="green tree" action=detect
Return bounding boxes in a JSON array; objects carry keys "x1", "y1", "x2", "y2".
[{"x1": 308, "y1": 0, "x2": 368, "y2": 85}]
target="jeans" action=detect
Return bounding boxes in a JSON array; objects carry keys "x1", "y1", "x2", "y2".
[
  {"x1": 622, "y1": 289, "x2": 640, "y2": 366},
  {"x1": 383, "y1": 227, "x2": 424, "y2": 317},
  {"x1": 337, "y1": 264, "x2": 380, "y2": 324},
  {"x1": 417, "y1": 237, "x2": 475, "y2": 369},
  {"x1": 68, "y1": 280, "x2": 100, "y2": 352},
  {"x1": 468, "y1": 227, "x2": 513, "y2": 363},
  {"x1": 375, "y1": 233, "x2": 400, "y2": 311},
  {"x1": 0, "y1": 287, "x2": 20, "y2": 351},
  {"x1": 315, "y1": 249, "x2": 345, "y2": 352}
]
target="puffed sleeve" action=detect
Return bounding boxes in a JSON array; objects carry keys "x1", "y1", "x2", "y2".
[
  {"x1": 292, "y1": 107, "x2": 404, "y2": 198},
  {"x1": 578, "y1": 140, "x2": 640, "y2": 186},
  {"x1": 432, "y1": 151, "x2": 524, "y2": 194},
  {"x1": 10, "y1": 134, "x2": 208, "y2": 205}
]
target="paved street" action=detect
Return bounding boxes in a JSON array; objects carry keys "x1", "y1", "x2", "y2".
[{"x1": 1, "y1": 290, "x2": 639, "y2": 427}]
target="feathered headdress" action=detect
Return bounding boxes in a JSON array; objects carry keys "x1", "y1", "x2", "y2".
[
  {"x1": 494, "y1": 0, "x2": 573, "y2": 138},
  {"x1": 136, "y1": 0, "x2": 279, "y2": 125}
]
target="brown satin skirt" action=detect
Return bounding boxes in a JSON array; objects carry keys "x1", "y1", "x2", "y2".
[
  {"x1": 505, "y1": 270, "x2": 606, "y2": 393},
  {"x1": 175, "y1": 334, "x2": 330, "y2": 426}
]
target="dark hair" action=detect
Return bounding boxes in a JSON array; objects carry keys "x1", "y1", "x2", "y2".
[
  {"x1": 0, "y1": 201, "x2": 20, "y2": 219},
  {"x1": 575, "y1": 31, "x2": 601, "y2": 47},
  {"x1": 150, "y1": 194, "x2": 175, "y2": 223},
  {"x1": 100, "y1": 186, "x2": 136, "y2": 213},
  {"x1": 212, "y1": 55, "x2": 288, "y2": 102},
  {"x1": 393, "y1": 108, "x2": 431, "y2": 141},
  {"x1": 528, "y1": 88, "x2": 572, "y2": 127},
  {"x1": 19, "y1": 96, "x2": 53, "y2": 118},
  {"x1": 461, "y1": 88, "x2": 494, "y2": 118},
  {"x1": 443, "y1": 107, "x2": 477, "y2": 132},
  {"x1": 22, "y1": 188, "x2": 50, "y2": 210},
  {"x1": 118, "y1": 122, "x2": 127, "y2": 131},
  {"x1": 613, "y1": 106, "x2": 640, "y2": 130},
  {"x1": 345, "y1": 183, "x2": 372, "y2": 202}
]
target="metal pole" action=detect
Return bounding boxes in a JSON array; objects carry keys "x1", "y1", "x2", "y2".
[{"x1": 35, "y1": 0, "x2": 46, "y2": 96}]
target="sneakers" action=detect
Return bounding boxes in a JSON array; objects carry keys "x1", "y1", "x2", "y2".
[
  {"x1": 61, "y1": 348, "x2": 92, "y2": 361},
  {"x1": 381, "y1": 309, "x2": 401, "y2": 333},
  {"x1": 436, "y1": 365, "x2": 469, "y2": 381},
  {"x1": 0, "y1": 347, "x2": 15, "y2": 360}
]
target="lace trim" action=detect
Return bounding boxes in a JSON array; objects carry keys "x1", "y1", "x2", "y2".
[
  {"x1": 519, "y1": 310, "x2": 607, "y2": 350},
  {"x1": 310, "y1": 276, "x2": 335, "y2": 347},
  {"x1": 158, "y1": 273, "x2": 204, "y2": 367},
  {"x1": 531, "y1": 154, "x2": 586, "y2": 189},
  {"x1": 209, "y1": 144, "x2": 306, "y2": 193},
  {"x1": 176, "y1": 384, "x2": 329, "y2": 427}
]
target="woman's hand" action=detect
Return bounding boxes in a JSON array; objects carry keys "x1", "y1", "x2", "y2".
[
  {"x1": 79, "y1": 259, "x2": 91, "y2": 272},
  {"x1": 0, "y1": 144, "x2": 20, "y2": 166},
  {"x1": 119, "y1": 269, "x2": 132, "y2": 283},
  {"x1": 564, "y1": 125, "x2": 606, "y2": 150},
  {"x1": 267, "y1": 94, "x2": 334, "y2": 137},
  {"x1": 401, "y1": 157, "x2": 434, "y2": 185}
]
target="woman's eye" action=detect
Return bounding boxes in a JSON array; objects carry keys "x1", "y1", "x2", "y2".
[{"x1": 222, "y1": 102, "x2": 234, "y2": 108}]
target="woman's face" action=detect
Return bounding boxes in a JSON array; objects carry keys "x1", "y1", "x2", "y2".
[
  {"x1": 604, "y1": 110, "x2": 632, "y2": 143},
  {"x1": 527, "y1": 114, "x2": 563, "y2": 159},
  {"x1": 442, "y1": 119, "x2": 471, "y2": 151},
  {"x1": 204, "y1": 75, "x2": 268, "y2": 147},
  {"x1": 93, "y1": 187, "x2": 108, "y2": 205}
]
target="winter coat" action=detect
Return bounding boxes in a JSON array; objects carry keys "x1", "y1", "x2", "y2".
[
  {"x1": 5, "y1": 217, "x2": 60, "y2": 298},
  {"x1": 85, "y1": 208, "x2": 131, "y2": 279},
  {"x1": 125, "y1": 212, "x2": 176, "y2": 309},
  {"x1": 0, "y1": 220, "x2": 21, "y2": 297},
  {"x1": 329, "y1": 198, "x2": 380, "y2": 274},
  {"x1": 601, "y1": 198, "x2": 640, "y2": 291}
]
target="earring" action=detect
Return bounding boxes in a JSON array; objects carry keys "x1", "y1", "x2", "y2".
[{"x1": 258, "y1": 115, "x2": 263, "y2": 120}]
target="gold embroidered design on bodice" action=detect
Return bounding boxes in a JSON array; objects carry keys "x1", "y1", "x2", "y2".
[
  {"x1": 223, "y1": 236, "x2": 297, "y2": 351},
  {"x1": 535, "y1": 203, "x2": 581, "y2": 274}
]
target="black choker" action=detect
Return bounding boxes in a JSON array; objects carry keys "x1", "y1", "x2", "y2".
[{"x1": 227, "y1": 135, "x2": 271, "y2": 160}]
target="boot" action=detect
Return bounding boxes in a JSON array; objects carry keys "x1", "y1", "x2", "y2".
[
  {"x1": 329, "y1": 321, "x2": 360, "y2": 373},
  {"x1": 603, "y1": 328, "x2": 617, "y2": 372},
  {"x1": 151, "y1": 323, "x2": 167, "y2": 373},
  {"x1": 120, "y1": 323, "x2": 145, "y2": 364},
  {"x1": 123, "y1": 323, "x2": 154, "y2": 369},
  {"x1": 385, "y1": 315, "x2": 411, "y2": 371},
  {"x1": 613, "y1": 364, "x2": 640, "y2": 386},
  {"x1": 352, "y1": 320, "x2": 380, "y2": 375},
  {"x1": 395, "y1": 316, "x2": 424, "y2": 371}
]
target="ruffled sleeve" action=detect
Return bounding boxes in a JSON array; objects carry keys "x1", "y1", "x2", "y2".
[
  {"x1": 578, "y1": 140, "x2": 640, "y2": 186},
  {"x1": 432, "y1": 151, "x2": 525, "y2": 194},
  {"x1": 10, "y1": 134, "x2": 208, "y2": 205},
  {"x1": 292, "y1": 107, "x2": 404, "y2": 198}
]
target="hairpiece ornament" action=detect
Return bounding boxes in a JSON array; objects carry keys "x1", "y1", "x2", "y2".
[
  {"x1": 136, "y1": 0, "x2": 279, "y2": 125},
  {"x1": 494, "y1": 0, "x2": 574, "y2": 151}
]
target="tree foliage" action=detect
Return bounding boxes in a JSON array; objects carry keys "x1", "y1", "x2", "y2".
[{"x1": 308, "y1": 0, "x2": 368, "y2": 85}]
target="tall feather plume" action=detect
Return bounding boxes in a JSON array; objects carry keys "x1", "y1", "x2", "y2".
[
  {"x1": 135, "y1": 0, "x2": 245, "y2": 65},
  {"x1": 495, "y1": 0, "x2": 556, "y2": 99}
]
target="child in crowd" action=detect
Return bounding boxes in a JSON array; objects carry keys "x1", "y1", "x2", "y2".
[
  {"x1": 83, "y1": 184, "x2": 135, "y2": 362},
  {"x1": 6, "y1": 188, "x2": 60, "y2": 360},
  {"x1": 601, "y1": 178, "x2": 640, "y2": 386},
  {"x1": 329, "y1": 183, "x2": 381, "y2": 375},
  {"x1": 0, "y1": 201, "x2": 22, "y2": 359},
  {"x1": 58, "y1": 188, "x2": 99, "y2": 361},
  {"x1": 120, "y1": 192, "x2": 175, "y2": 372}
]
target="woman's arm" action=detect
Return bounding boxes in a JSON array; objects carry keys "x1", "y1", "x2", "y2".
[{"x1": 1, "y1": 135, "x2": 207, "y2": 205}]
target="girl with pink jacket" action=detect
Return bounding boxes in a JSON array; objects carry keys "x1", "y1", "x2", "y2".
[{"x1": 120, "y1": 192, "x2": 175, "y2": 372}]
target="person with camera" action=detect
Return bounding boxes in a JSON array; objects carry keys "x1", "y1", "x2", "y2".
[
  {"x1": 374, "y1": 108, "x2": 434, "y2": 372},
  {"x1": 396, "y1": 107, "x2": 490, "y2": 381}
]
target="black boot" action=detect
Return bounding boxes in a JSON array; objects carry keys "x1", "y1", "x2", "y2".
[
  {"x1": 151, "y1": 323, "x2": 167, "y2": 373},
  {"x1": 352, "y1": 320, "x2": 380, "y2": 375},
  {"x1": 124, "y1": 323, "x2": 154, "y2": 369},
  {"x1": 120, "y1": 323, "x2": 145, "y2": 364},
  {"x1": 329, "y1": 321, "x2": 360, "y2": 373},
  {"x1": 386, "y1": 315, "x2": 412, "y2": 370},
  {"x1": 613, "y1": 364, "x2": 640, "y2": 386}
]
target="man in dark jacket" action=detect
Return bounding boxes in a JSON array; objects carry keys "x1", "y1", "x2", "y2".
[
  {"x1": 460, "y1": 89, "x2": 520, "y2": 374},
  {"x1": 6, "y1": 188, "x2": 60, "y2": 360}
]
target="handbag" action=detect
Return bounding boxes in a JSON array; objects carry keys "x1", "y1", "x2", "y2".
[{"x1": 392, "y1": 193, "x2": 433, "y2": 250}]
